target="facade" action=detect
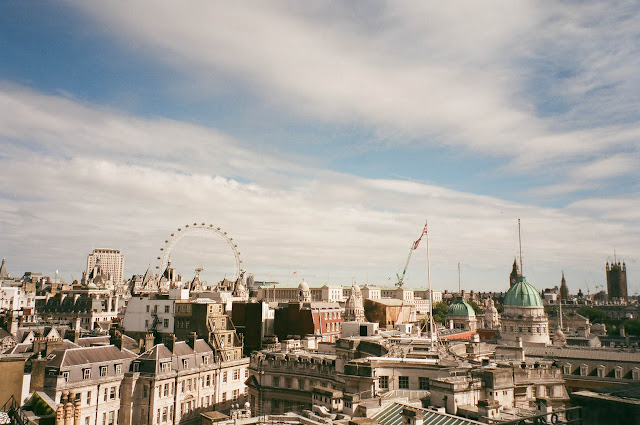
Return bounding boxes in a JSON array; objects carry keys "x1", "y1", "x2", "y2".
[
  {"x1": 483, "y1": 297, "x2": 499, "y2": 330},
  {"x1": 446, "y1": 298, "x2": 477, "y2": 332},
  {"x1": 363, "y1": 298, "x2": 416, "y2": 329},
  {"x1": 344, "y1": 282, "x2": 366, "y2": 322},
  {"x1": 606, "y1": 260, "x2": 628, "y2": 302},
  {"x1": 430, "y1": 362, "x2": 568, "y2": 417},
  {"x1": 41, "y1": 344, "x2": 136, "y2": 425},
  {"x1": 121, "y1": 336, "x2": 248, "y2": 425},
  {"x1": 174, "y1": 300, "x2": 244, "y2": 362},
  {"x1": 40, "y1": 287, "x2": 125, "y2": 331},
  {"x1": 231, "y1": 301, "x2": 274, "y2": 355},
  {"x1": 273, "y1": 301, "x2": 343, "y2": 343},
  {"x1": 500, "y1": 276, "x2": 550, "y2": 346},
  {"x1": 85, "y1": 249, "x2": 124, "y2": 288},
  {"x1": 246, "y1": 349, "x2": 341, "y2": 415},
  {"x1": 121, "y1": 290, "x2": 188, "y2": 339}
]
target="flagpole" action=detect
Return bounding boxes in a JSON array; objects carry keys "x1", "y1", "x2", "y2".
[{"x1": 425, "y1": 219, "x2": 436, "y2": 350}]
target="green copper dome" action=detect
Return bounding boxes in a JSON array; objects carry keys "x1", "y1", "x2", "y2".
[
  {"x1": 504, "y1": 276, "x2": 543, "y2": 307},
  {"x1": 447, "y1": 298, "x2": 476, "y2": 317}
]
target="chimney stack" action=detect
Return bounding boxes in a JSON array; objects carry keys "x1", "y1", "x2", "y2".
[
  {"x1": 165, "y1": 334, "x2": 177, "y2": 353},
  {"x1": 144, "y1": 333, "x2": 155, "y2": 352},
  {"x1": 187, "y1": 332, "x2": 197, "y2": 350}
]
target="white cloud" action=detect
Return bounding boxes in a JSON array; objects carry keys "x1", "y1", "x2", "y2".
[
  {"x1": 1, "y1": 84, "x2": 639, "y2": 292},
  {"x1": 70, "y1": 1, "x2": 640, "y2": 176}
]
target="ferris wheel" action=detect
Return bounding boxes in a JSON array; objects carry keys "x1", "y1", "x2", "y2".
[{"x1": 156, "y1": 222, "x2": 243, "y2": 281}]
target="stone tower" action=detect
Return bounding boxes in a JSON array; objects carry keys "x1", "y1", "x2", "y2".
[
  {"x1": 606, "y1": 260, "x2": 628, "y2": 302},
  {"x1": 344, "y1": 282, "x2": 366, "y2": 322},
  {"x1": 509, "y1": 257, "x2": 521, "y2": 288}
]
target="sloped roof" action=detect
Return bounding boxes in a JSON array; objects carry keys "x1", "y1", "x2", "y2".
[
  {"x1": 372, "y1": 403, "x2": 483, "y2": 425},
  {"x1": 47, "y1": 345, "x2": 135, "y2": 368}
]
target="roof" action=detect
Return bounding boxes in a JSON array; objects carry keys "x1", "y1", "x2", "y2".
[
  {"x1": 47, "y1": 345, "x2": 135, "y2": 368},
  {"x1": 525, "y1": 345, "x2": 640, "y2": 362},
  {"x1": 447, "y1": 298, "x2": 476, "y2": 317},
  {"x1": 504, "y1": 277, "x2": 543, "y2": 307},
  {"x1": 372, "y1": 402, "x2": 483, "y2": 425}
]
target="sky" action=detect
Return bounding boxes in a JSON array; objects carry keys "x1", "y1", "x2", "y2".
[{"x1": 1, "y1": 1, "x2": 639, "y2": 294}]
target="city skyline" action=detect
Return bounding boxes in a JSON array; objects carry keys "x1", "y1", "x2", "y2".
[{"x1": 1, "y1": 2, "x2": 639, "y2": 292}]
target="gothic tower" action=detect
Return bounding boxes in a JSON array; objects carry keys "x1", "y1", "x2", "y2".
[
  {"x1": 606, "y1": 259, "x2": 628, "y2": 302},
  {"x1": 509, "y1": 257, "x2": 521, "y2": 288}
]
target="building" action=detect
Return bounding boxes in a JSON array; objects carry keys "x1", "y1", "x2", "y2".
[
  {"x1": 344, "y1": 282, "x2": 366, "y2": 323},
  {"x1": 121, "y1": 289, "x2": 188, "y2": 340},
  {"x1": 273, "y1": 301, "x2": 343, "y2": 343},
  {"x1": 446, "y1": 298, "x2": 477, "y2": 332},
  {"x1": 246, "y1": 349, "x2": 341, "y2": 415},
  {"x1": 39, "y1": 344, "x2": 136, "y2": 425},
  {"x1": 85, "y1": 249, "x2": 124, "y2": 287},
  {"x1": 120, "y1": 336, "x2": 249, "y2": 425},
  {"x1": 174, "y1": 299, "x2": 244, "y2": 362},
  {"x1": 363, "y1": 298, "x2": 416, "y2": 329},
  {"x1": 500, "y1": 276, "x2": 550, "y2": 346},
  {"x1": 607, "y1": 259, "x2": 628, "y2": 302},
  {"x1": 231, "y1": 301, "x2": 274, "y2": 355}
]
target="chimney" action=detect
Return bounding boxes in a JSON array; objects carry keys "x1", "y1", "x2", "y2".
[
  {"x1": 165, "y1": 334, "x2": 177, "y2": 353},
  {"x1": 144, "y1": 333, "x2": 155, "y2": 352},
  {"x1": 110, "y1": 329, "x2": 123, "y2": 350},
  {"x1": 65, "y1": 329, "x2": 79, "y2": 344},
  {"x1": 187, "y1": 332, "x2": 197, "y2": 350}
]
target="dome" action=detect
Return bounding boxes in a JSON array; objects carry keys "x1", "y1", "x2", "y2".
[
  {"x1": 298, "y1": 280, "x2": 309, "y2": 291},
  {"x1": 447, "y1": 298, "x2": 476, "y2": 317},
  {"x1": 504, "y1": 276, "x2": 543, "y2": 307}
]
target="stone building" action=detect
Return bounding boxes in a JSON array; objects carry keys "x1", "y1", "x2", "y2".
[
  {"x1": 344, "y1": 282, "x2": 366, "y2": 323},
  {"x1": 606, "y1": 259, "x2": 628, "y2": 302},
  {"x1": 500, "y1": 276, "x2": 550, "y2": 346},
  {"x1": 40, "y1": 344, "x2": 136, "y2": 425},
  {"x1": 120, "y1": 335, "x2": 248, "y2": 425},
  {"x1": 446, "y1": 298, "x2": 477, "y2": 332}
]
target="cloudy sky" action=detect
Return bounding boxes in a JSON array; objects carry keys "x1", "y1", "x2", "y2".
[{"x1": 1, "y1": 1, "x2": 639, "y2": 293}]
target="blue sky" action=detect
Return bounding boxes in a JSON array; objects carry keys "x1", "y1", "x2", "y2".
[{"x1": 1, "y1": 1, "x2": 639, "y2": 293}]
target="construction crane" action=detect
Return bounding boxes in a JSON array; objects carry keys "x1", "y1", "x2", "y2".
[
  {"x1": 395, "y1": 243, "x2": 415, "y2": 287},
  {"x1": 395, "y1": 221, "x2": 428, "y2": 287}
]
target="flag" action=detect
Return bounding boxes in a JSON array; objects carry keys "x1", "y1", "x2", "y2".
[
  {"x1": 412, "y1": 236, "x2": 422, "y2": 250},
  {"x1": 292, "y1": 271, "x2": 298, "y2": 274}
]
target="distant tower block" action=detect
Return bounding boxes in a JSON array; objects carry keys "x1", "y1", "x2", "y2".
[
  {"x1": 86, "y1": 249, "x2": 124, "y2": 287},
  {"x1": 606, "y1": 259, "x2": 628, "y2": 302}
]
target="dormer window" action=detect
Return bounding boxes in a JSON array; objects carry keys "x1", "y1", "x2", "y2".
[
  {"x1": 182, "y1": 359, "x2": 189, "y2": 368},
  {"x1": 100, "y1": 366, "x2": 107, "y2": 377},
  {"x1": 83, "y1": 368, "x2": 91, "y2": 380}
]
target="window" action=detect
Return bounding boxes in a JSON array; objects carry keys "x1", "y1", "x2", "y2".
[
  {"x1": 419, "y1": 377, "x2": 429, "y2": 390},
  {"x1": 563, "y1": 364, "x2": 572, "y2": 375},
  {"x1": 165, "y1": 305, "x2": 170, "y2": 313},
  {"x1": 233, "y1": 369, "x2": 240, "y2": 380},
  {"x1": 133, "y1": 362, "x2": 140, "y2": 372},
  {"x1": 272, "y1": 376, "x2": 279, "y2": 387},
  {"x1": 142, "y1": 385, "x2": 148, "y2": 398},
  {"x1": 182, "y1": 359, "x2": 189, "y2": 369},
  {"x1": 109, "y1": 387, "x2": 116, "y2": 400},
  {"x1": 233, "y1": 389, "x2": 239, "y2": 400},
  {"x1": 203, "y1": 355, "x2": 209, "y2": 365},
  {"x1": 146, "y1": 305, "x2": 150, "y2": 312},
  {"x1": 163, "y1": 384, "x2": 169, "y2": 397},
  {"x1": 205, "y1": 375, "x2": 211, "y2": 387},
  {"x1": 169, "y1": 405, "x2": 173, "y2": 421},
  {"x1": 104, "y1": 388, "x2": 108, "y2": 402},
  {"x1": 580, "y1": 365, "x2": 588, "y2": 376},
  {"x1": 145, "y1": 319, "x2": 149, "y2": 329},
  {"x1": 162, "y1": 407, "x2": 167, "y2": 422},
  {"x1": 399, "y1": 376, "x2": 409, "y2": 389},
  {"x1": 115, "y1": 364, "x2": 122, "y2": 374},
  {"x1": 615, "y1": 367, "x2": 623, "y2": 379},
  {"x1": 85, "y1": 417, "x2": 89, "y2": 425},
  {"x1": 100, "y1": 366, "x2": 107, "y2": 377},
  {"x1": 245, "y1": 368, "x2": 249, "y2": 378},
  {"x1": 83, "y1": 368, "x2": 91, "y2": 380},
  {"x1": 223, "y1": 371, "x2": 227, "y2": 383},
  {"x1": 75, "y1": 393, "x2": 81, "y2": 402},
  {"x1": 187, "y1": 379, "x2": 192, "y2": 392},
  {"x1": 164, "y1": 319, "x2": 169, "y2": 328},
  {"x1": 86, "y1": 391, "x2": 91, "y2": 405},
  {"x1": 633, "y1": 368, "x2": 640, "y2": 380},
  {"x1": 161, "y1": 362, "x2": 171, "y2": 372},
  {"x1": 62, "y1": 371, "x2": 69, "y2": 382},
  {"x1": 222, "y1": 392, "x2": 227, "y2": 402},
  {"x1": 379, "y1": 376, "x2": 389, "y2": 389},
  {"x1": 597, "y1": 365, "x2": 606, "y2": 378}
]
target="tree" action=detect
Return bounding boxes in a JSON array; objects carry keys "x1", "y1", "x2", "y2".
[
  {"x1": 624, "y1": 319, "x2": 640, "y2": 336},
  {"x1": 578, "y1": 306, "x2": 608, "y2": 323},
  {"x1": 432, "y1": 301, "x2": 449, "y2": 324},
  {"x1": 466, "y1": 299, "x2": 483, "y2": 315}
]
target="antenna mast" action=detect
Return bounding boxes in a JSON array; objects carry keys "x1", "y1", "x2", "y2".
[
  {"x1": 518, "y1": 218, "x2": 523, "y2": 275},
  {"x1": 425, "y1": 219, "x2": 437, "y2": 350},
  {"x1": 457, "y1": 262, "x2": 461, "y2": 294}
]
